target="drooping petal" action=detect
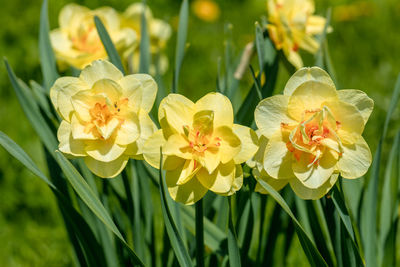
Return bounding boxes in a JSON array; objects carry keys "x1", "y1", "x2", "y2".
[
  {"x1": 263, "y1": 130, "x2": 295, "y2": 179},
  {"x1": 84, "y1": 155, "x2": 128, "y2": 178},
  {"x1": 195, "y1": 92, "x2": 234, "y2": 127},
  {"x1": 289, "y1": 173, "x2": 338, "y2": 200},
  {"x1": 232, "y1": 124, "x2": 259, "y2": 164},
  {"x1": 57, "y1": 120, "x2": 86, "y2": 156},
  {"x1": 80, "y1": 60, "x2": 123, "y2": 87},
  {"x1": 337, "y1": 89, "x2": 374, "y2": 124},
  {"x1": 255, "y1": 95, "x2": 297, "y2": 139},
  {"x1": 283, "y1": 67, "x2": 335, "y2": 96},
  {"x1": 196, "y1": 160, "x2": 236, "y2": 194},
  {"x1": 85, "y1": 139, "x2": 126, "y2": 162},
  {"x1": 337, "y1": 136, "x2": 372, "y2": 179},
  {"x1": 143, "y1": 129, "x2": 166, "y2": 169},
  {"x1": 166, "y1": 166, "x2": 208, "y2": 205},
  {"x1": 292, "y1": 149, "x2": 337, "y2": 189}
]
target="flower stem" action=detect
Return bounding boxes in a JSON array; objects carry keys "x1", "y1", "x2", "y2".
[{"x1": 195, "y1": 199, "x2": 204, "y2": 267}]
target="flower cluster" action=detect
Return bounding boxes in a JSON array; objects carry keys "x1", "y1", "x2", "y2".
[{"x1": 50, "y1": 3, "x2": 171, "y2": 73}]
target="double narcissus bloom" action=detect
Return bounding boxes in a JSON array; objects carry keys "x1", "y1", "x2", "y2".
[
  {"x1": 50, "y1": 60, "x2": 157, "y2": 178},
  {"x1": 121, "y1": 3, "x2": 172, "y2": 74},
  {"x1": 266, "y1": 0, "x2": 330, "y2": 69},
  {"x1": 50, "y1": 4, "x2": 137, "y2": 70},
  {"x1": 252, "y1": 67, "x2": 373, "y2": 199},
  {"x1": 143, "y1": 93, "x2": 258, "y2": 205}
]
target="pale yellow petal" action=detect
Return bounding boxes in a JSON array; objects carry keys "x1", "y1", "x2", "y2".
[
  {"x1": 166, "y1": 167, "x2": 208, "y2": 205},
  {"x1": 254, "y1": 168, "x2": 289, "y2": 194},
  {"x1": 71, "y1": 91, "x2": 104, "y2": 122},
  {"x1": 213, "y1": 126, "x2": 241, "y2": 164},
  {"x1": 118, "y1": 75, "x2": 143, "y2": 112},
  {"x1": 196, "y1": 160, "x2": 235, "y2": 194},
  {"x1": 292, "y1": 149, "x2": 337, "y2": 189},
  {"x1": 80, "y1": 60, "x2": 123, "y2": 87},
  {"x1": 71, "y1": 114, "x2": 97, "y2": 140},
  {"x1": 163, "y1": 155, "x2": 186, "y2": 170},
  {"x1": 128, "y1": 111, "x2": 158, "y2": 156},
  {"x1": 143, "y1": 129, "x2": 166, "y2": 169},
  {"x1": 85, "y1": 139, "x2": 126, "y2": 162},
  {"x1": 337, "y1": 89, "x2": 374, "y2": 124},
  {"x1": 96, "y1": 117, "x2": 120, "y2": 140},
  {"x1": 163, "y1": 134, "x2": 192, "y2": 159},
  {"x1": 92, "y1": 78, "x2": 123, "y2": 103},
  {"x1": 289, "y1": 173, "x2": 338, "y2": 200},
  {"x1": 176, "y1": 159, "x2": 201, "y2": 185},
  {"x1": 195, "y1": 92, "x2": 234, "y2": 128},
  {"x1": 263, "y1": 130, "x2": 295, "y2": 179},
  {"x1": 306, "y1": 15, "x2": 327, "y2": 35},
  {"x1": 131, "y1": 74, "x2": 157, "y2": 112},
  {"x1": 84, "y1": 155, "x2": 128, "y2": 178},
  {"x1": 57, "y1": 120, "x2": 86, "y2": 156},
  {"x1": 299, "y1": 34, "x2": 319, "y2": 54},
  {"x1": 232, "y1": 124, "x2": 259, "y2": 164},
  {"x1": 286, "y1": 48, "x2": 303, "y2": 70},
  {"x1": 59, "y1": 4, "x2": 89, "y2": 28},
  {"x1": 201, "y1": 149, "x2": 221, "y2": 174},
  {"x1": 115, "y1": 114, "x2": 140, "y2": 145},
  {"x1": 254, "y1": 95, "x2": 297, "y2": 139},
  {"x1": 337, "y1": 136, "x2": 372, "y2": 179},
  {"x1": 220, "y1": 165, "x2": 244, "y2": 196},
  {"x1": 283, "y1": 67, "x2": 335, "y2": 96}
]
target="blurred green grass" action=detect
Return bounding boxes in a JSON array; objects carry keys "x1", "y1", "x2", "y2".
[{"x1": 0, "y1": 0, "x2": 399, "y2": 265}]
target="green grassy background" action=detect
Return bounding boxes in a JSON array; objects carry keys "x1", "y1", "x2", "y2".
[{"x1": 0, "y1": 0, "x2": 399, "y2": 265}]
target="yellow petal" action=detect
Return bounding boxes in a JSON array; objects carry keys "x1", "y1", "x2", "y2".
[
  {"x1": 164, "y1": 155, "x2": 186, "y2": 170},
  {"x1": 85, "y1": 139, "x2": 126, "y2": 162},
  {"x1": 59, "y1": 4, "x2": 89, "y2": 28},
  {"x1": 115, "y1": 113, "x2": 140, "y2": 145},
  {"x1": 232, "y1": 124, "x2": 259, "y2": 164},
  {"x1": 118, "y1": 75, "x2": 143, "y2": 113},
  {"x1": 176, "y1": 159, "x2": 201, "y2": 185},
  {"x1": 196, "y1": 160, "x2": 235, "y2": 194},
  {"x1": 143, "y1": 129, "x2": 166, "y2": 169},
  {"x1": 159, "y1": 94, "x2": 195, "y2": 137},
  {"x1": 292, "y1": 149, "x2": 337, "y2": 189},
  {"x1": 92, "y1": 78, "x2": 123, "y2": 103},
  {"x1": 324, "y1": 100, "x2": 365, "y2": 144},
  {"x1": 51, "y1": 77, "x2": 87, "y2": 121},
  {"x1": 80, "y1": 60, "x2": 123, "y2": 87},
  {"x1": 254, "y1": 168, "x2": 289, "y2": 194},
  {"x1": 337, "y1": 136, "x2": 372, "y2": 179},
  {"x1": 195, "y1": 92, "x2": 234, "y2": 127},
  {"x1": 299, "y1": 34, "x2": 319, "y2": 54},
  {"x1": 288, "y1": 81, "x2": 338, "y2": 120},
  {"x1": 84, "y1": 155, "x2": 128, "y2": 178},
  {"x1": 289, "y1": 173, "x2": 338, "y2": 200},
  {"x1": 132, "y1": 74, "x2": 158, "y2": 112},
  {"x1": 57, "y1": 120, "x2": 86, "y2": 156},
  {"x1": 306, "y1": 15, "x2": 327, "y2": 35},
  {"x1": 220, "y1": 165, "x2": 244, "y2": 196},
  {"x1": 201, "y1": 149, "x2": 221, "y2": 174},
  {"x1": 96, "y1": 117, "x2": 120, "y2": 140},
  {"x1": 94, "y1": 7, "x2": 120, "y2": 32},
  {"x1": 71, "y1": 114, "x2": 97, "y2": 140},
  {"x1": 286, "y1": 48, "x2": 303, "y2": 70},
  {"x1": 127, "y1": 111, "x2": 158, "y2": 156},
  {"x1": 71, "y1": 90, "x2": 104, "y2": 122},
  {"x1": 163, "y1": 134, "x2": 192, "y2": 159},
  {"x1": 337, "y1": 89, "x2": 374, "y2": 124},
  {"x1": 263, "y1": 130, "x2": 295, "y2": 179},
  {"x1": 214, "y1": 126, "x2": 241, "y2": 164},
  {"x1": 166, "y1": 167, "x2": 208, "y2": 205},
  {"x1": 283, "y1": 67, "x2": 335, "y2": 96},
  {"x1": 255, "y1": 95, "x2": 297, "y2": 139}
]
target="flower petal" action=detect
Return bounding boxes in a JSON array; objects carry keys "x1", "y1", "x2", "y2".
[
  {"x1": 163, "y1": 134, "x2": 192, "y2": 159},
  {"x1": 84, "y1": 155, "x2": 128, "y2": 178},
  {"x1": 143, "y1": 129, "x2": 166, "y2": 169},
  {"x1": 115, "y1": 113, "x2": 140, "y2": 145},
  {"x1": 80, "y1": 60, "x2": 123, "y2": 87},
  {"x1": 196, "y1": 160, "x2": 235, "y2": 194},
  {"x1": 337, "y1": 89, "x2": 374, "y2": 125},
  {"x1": 92, "y1": 78, "x2": 123, "y2": 103},
  {"x1": 131, "y1": 74, "x2": 157, "y2": 112},
  {"x1": 232, "y1": 124, "x2": 259, "y2": 164},
  {"x1": 214, "y1": 126, "x2": 241, "y2": 164},
  {"x1": 57, "y1": 120, "x2": 86, "y2": 156},
  {"x1": 220, "y1": 165, "x2": 244, "y2": 196},
  {"x1": 85, "y1": 139, "x2": 126, "y2": 162},
  {"x1": 71, "y1": 114, "x2": 97, "y2": 140},
  {"x1": 289, "y1": 173, "x2": 338, "y2": 200},
  {"x1": 254, "y1": 168, "x2": 289, "y2": 194},
  {"x1": 195, "y1": 92, "x2": 234, "y2": 127},
  {"x1": 337, "y1": 136, "x2": 372, "y2": 179},
  {"x1": 284, "y1": 67, "x2": 335, "y2": 96},
  {"x1": 59, "y1": 4, "x2": 89, "y2": 28},
  {"x1": 255, "y1": 95, "x2": 297, "y2": 139}
]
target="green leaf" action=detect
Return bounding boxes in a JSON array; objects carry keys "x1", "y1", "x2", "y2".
[
  {"x1": 257, "y1": 179, "x2": 328, "y2": 267},
  {"x1": 172, "y1": 0, "x2": 189, "y2": 93},
  {"x1": 315, "y1": 8, "x2": 332, "y2": 68},
  {"x1": 0, "y1": 131, "x2": 56, "y2": 190},
  {"x1": 254, "y1": 22, "x2": 265, "y2": 74},
  {"x1": 4, "y1": 59, "x2": 58, "y2": 155},
  {"x1": 158, "y1": 152, "x2": 193, "y2": 267},
  {"x1": 39, "y1": 0, "x2": 59, "y2": 91},
  {"x1": 195, "y1": 200, "x2": 205, "y2": 267},
  {"x1": 55, "y1": 151, "x2": 144, "y2": 266},
  {"x1": 94, "y1": 16, "x2": 125, "y2": 74},
  {"x1": 228, "y1": 196, "x2": 242, "y2": 267},
  {"x1": 139, "y1": 0, "x2": 151, "y2": 74}
]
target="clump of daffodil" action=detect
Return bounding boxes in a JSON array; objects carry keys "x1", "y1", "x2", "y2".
[
  {"x1": 266, "y1": 0, "x2": 331, "y2": 69},
  {"x1": 50, "y1": 60, "x2": 157, "y2": 178},
  {"x1": 121, "y1": 3, "x2": 172, "y2": 75},
  {"x1": 143, "y1": 93, "x2": 258, "y2": 205},
  {"x1": 50, "y1": 4, "x2": 137, "y2": 70},
  {"x1": 252, "y1": 67, "x2": 373, "y2": 199}
]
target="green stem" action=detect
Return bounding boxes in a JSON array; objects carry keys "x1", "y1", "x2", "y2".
[{"x1": 195, "y1": 199, "x2": 204, "y2": 267}]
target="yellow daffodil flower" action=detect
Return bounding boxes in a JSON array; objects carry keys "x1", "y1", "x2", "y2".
[
  {"x1": 192, "y1": 0, "x2": 221, "y2": 22},
  {"x1": 143, "y1": 93, "x2": 258, "y2": 205},
  {"x1": 266, "y1": 0, "x2": 330, "y2": 69},
  {"x1": 50, "y1": 4, "x2": 137, "y2": 70},
  {"x1": 121, "y1": 3, "x2": 172, "y2": 74},
  {"x1": 253, "y1": 67, "x2": 373, "y2": 199},
  {"x1": 50, "y1": 60, "x2": 157, "y2": 178}
]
